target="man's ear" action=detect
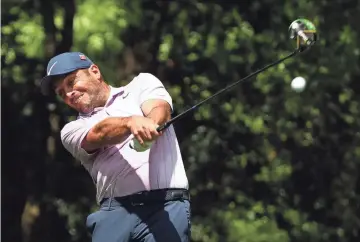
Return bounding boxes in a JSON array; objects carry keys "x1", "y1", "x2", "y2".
[{"x1": 89, "y1": 64, "x2": 101, "y2": 81}]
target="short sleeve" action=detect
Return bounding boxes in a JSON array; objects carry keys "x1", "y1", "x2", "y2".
[
  {"x1": 136, "y1": 73, "x2": 173, "y2": 111},
  {"x1": 60, "y1": 118, "x2": 99, "y2": 164}
]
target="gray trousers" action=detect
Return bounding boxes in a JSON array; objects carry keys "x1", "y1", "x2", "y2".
[{"x1": 86, "y1": 198, "x2": 191, "y2": 242}]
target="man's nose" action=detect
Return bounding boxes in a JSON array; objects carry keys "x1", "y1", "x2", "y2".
[{"x1": 66, "y1": 91, "x2": 75, "y2": 99}]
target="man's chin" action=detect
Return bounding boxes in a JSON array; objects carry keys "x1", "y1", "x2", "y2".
[{"x1": 77, "y1": 105, "x2": 94, "y2": 114}]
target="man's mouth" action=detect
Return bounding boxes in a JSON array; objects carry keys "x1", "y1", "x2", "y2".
[{"x1": 71, "y1": 94, "x2": 84, "y2": 105}]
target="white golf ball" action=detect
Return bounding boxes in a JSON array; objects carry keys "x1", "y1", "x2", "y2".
[{"x1": 291, "y1": 76, "x2": 306, "y2": 92}]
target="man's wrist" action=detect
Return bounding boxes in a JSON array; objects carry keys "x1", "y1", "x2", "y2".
[{"x1": 124, "y1": 116, "x2": 132, "y2": 130}]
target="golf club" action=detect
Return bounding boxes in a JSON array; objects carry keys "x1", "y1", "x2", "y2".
[{"x1": 130, "y1": 18, "x2": 317, "y2": 151}]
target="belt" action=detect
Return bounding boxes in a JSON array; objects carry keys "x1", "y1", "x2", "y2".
[{"x1": 100, "y1": 188, "x2": 190, "y2": 206}]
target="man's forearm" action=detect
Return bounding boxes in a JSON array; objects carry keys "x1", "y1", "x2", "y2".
[
  {"x1": 145, "y1": 104, "x2": 171, "y2": 126},
  {"x1": 82, "y1": 117, "x2": 131, "y2": 151},
  {"x1": 82, "y1": 101, "x2": 171, "y2": 151}
]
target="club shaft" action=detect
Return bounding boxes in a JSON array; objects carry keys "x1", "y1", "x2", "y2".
[{"x1": 157, "y1": 49, "x2": 300, "y2": 132}]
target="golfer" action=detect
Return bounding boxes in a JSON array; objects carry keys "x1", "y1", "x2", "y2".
[{"x1": 40, "y1": 52, "x2": 191, "y2": 242}]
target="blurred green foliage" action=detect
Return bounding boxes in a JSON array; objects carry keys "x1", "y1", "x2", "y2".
[{"x1": 2, "y1": 0, "x2": 360, "y2": 242}]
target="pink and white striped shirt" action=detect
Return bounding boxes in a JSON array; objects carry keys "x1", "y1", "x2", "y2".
[{"x1": 60, "y1": 73, "x2": 188, "y2": 203}]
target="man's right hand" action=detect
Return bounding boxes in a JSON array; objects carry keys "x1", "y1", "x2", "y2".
[{"x1": 127, "y1": 116, "x2": 160, "y2": 145}]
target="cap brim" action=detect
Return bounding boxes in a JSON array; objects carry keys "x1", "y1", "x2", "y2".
[
  {"x1": 40, "y1": 75, "x2": 55, "y2": 96},
  {"x1": 40, "y1": 66, "x2": 90, "y2": 96},
  {"x1": 40, "y1": 70, "x2": 73, "y2": 96}
]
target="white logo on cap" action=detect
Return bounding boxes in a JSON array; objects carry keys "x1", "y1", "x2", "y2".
[{"x1": 47, "y1": 61, "x2": 58, "y2": 75}]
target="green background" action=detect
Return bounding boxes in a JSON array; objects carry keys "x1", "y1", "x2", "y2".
[{"x1": 2, "y1": 0, "x2": 360, "y2": 241}]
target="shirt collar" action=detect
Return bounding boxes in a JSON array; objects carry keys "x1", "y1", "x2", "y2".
[
  {"x1": 105, "y1": 86, "x2": 124, "y2": 107},
  {"x1": 78, "y1": 85, "x2": 124, "y2": 117}
]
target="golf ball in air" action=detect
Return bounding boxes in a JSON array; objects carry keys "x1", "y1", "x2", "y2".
[{"x1": 291, "y1": 76, "x2": 306, "y2": 92}]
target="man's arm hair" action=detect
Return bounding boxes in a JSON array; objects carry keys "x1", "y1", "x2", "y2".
[
  {"x1": 81, "y1": 99, "x2": 171, "y2": 152},
  {"x1": 81, "y1": 117, "x2": 131, "y2": 152}
]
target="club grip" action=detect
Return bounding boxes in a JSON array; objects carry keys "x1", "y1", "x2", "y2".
[
  {"x1": 129, "y1": 122, "x2": 170, "y2": 151},
  {"x1": 156, "y1": 122, "x2": 170, "y2": 132}
]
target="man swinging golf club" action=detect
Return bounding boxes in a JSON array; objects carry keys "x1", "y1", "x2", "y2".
[
  {"x1": 40, "y1": 52, "x2": 191, "y2": 242},
  {"x1": 40, "y1": 18, "x2": 316, "y2": 242}
]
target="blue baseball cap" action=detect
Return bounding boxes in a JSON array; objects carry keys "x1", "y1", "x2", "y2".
[{"x1": 40, "y1": 52, "x2": 94, "y2": 95}]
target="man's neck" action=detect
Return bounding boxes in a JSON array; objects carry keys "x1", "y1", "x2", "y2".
[{"x1": 101, "y1": 84, "x2": 111, "y2": 107}]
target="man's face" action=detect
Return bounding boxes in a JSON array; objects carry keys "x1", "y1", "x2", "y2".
[{"x1": 54, "y1": 65, "x2": 103, "y2": 113}]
